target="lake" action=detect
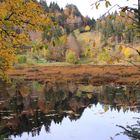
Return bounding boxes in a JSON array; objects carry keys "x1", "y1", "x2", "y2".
[{"x1": 0, "y1": 80, "x2": 140, "y2": 140}]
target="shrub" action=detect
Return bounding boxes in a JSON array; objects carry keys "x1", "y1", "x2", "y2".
[
  {"x1": 84, "y1": 46, "x2": 94, "y2": 58},
  {"x1": 98, "y1": 49, "x2": 111, "y2": 63},
  {"x1": 66, "y1": 50, "x2": 78, "y2": 64},
  {"x1": 18, "y1": 55, "x2": 27, "y2": 64},
  {"x1": 44, "y1": 49, "x2": 51, "y2": 60}
]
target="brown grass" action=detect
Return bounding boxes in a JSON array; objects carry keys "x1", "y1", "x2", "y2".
[{"x1": 7, "y1": 65, "x2": 140, "y2": 85}]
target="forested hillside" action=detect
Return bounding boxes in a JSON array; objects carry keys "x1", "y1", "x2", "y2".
[{"x1": 0, "y1": 0, "x2": 140, "y2": 75}]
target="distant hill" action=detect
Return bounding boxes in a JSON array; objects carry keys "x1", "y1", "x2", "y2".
[{"x1": 39, "y1": 1, "x2": 96, "y2": 33}]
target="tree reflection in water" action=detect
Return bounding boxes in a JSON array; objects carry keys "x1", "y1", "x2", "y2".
[{"x1": 0, "y1": 80, "x2": 140, "y2": 139}]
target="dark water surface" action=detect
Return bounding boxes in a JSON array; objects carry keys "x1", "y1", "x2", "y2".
[{"x1": 0, "y1": 80, "x2": 140, "y2": 140}]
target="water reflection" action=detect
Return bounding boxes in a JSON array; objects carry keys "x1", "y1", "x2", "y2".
[{"x1": 0, "y1": 80, "x2": 140, "y2": 140}]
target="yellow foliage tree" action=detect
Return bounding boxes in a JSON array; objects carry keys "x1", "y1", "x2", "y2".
[
  {"x1": 122, "y1": 47, "x2": 132, "y2": 58},
  {"x1": 85, "y1": 25, "x2": 90, "y2": 32},
  {"x1": 0, "y1": 0, "x2": 52, "y2": 73}
]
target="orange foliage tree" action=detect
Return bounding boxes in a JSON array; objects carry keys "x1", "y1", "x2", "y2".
[{"x1": 0, "y1": 0, "x2": 52, "y2": 73}]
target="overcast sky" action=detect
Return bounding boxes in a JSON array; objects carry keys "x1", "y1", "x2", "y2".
[{"x1": 45, "y1": 0, "x2": 138, "y2": 19}]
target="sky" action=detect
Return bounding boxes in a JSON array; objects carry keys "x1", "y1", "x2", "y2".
[{"x1": 45, "y1": 0, "x2": 138, "y2": 19}]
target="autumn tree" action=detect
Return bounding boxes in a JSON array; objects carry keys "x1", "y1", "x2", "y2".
[
  {"x1": 92, "y1": 0, "x2": 140, "y2": 56},
  {"x1": 93, "y1": 0, "x2": 140, "y2": 33},
  {"x1": 0, "y1": 0, "x2": 51, "y2": 73},
  {"x1": 97, "y1": 12, "x2": 136, "y2": 43}
]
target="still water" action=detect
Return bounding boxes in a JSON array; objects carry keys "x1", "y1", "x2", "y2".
[{"x1": 0, "y1": 80, "x2": 140, "y2": 140}]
